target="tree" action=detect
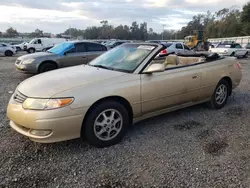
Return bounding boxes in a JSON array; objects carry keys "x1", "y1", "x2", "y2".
[
  {"x1": 6, "y1": 27, "x2": 18, "y2": 38},
  {"x1": 130, "y1": 21, "x2": 140, "y2": 39},
  {"x1": 63, "y1": 28, "x2": 84, "y2": 38},
  {"x1": 30, "y1": 29, "x2": 44, "y2": 37},
  {"x1": 56, "y1": 34, "x2": 62, "y2": 38},
  {"x1": 241, "y1": 2, "x2": 250, "y2": 35}
]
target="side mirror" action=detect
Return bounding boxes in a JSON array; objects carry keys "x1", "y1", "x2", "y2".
[
  {"x1": 143, "y1": 64, "x2": 165, "y2": 74},
  {"x1": 64, "y1": 52, "x2": 68, "y2": 56}
]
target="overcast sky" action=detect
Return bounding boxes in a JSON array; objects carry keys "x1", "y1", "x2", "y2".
[{"x1": 0, "y1": 0, "x2": 248, "y2": 34}]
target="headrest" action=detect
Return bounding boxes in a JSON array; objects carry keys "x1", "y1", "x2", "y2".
[{"x1": 165, "y1": 55, "x2": 178, "y2": 66}]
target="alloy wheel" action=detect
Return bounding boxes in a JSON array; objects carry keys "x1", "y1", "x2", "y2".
[
  {"x1": 93, "y1": 109, "x2": 123, "y2": 141},
  {"x1": 215, "y1": 84, "x2": 227, "y2": 105}
]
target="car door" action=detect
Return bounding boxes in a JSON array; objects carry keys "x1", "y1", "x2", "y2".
[
  {"x1": 85, "y1": 43, "x2": 106, "y2": 63},
  {"x1": 183, "y1": 44, "x2": 193, "y2": 55},
  {"x1": 57, "y1": 43, "x2": 88, "y2": 67},
  {"x1": 175, "y1": 43, "x2": 184, "y2": 55},
  {"x1": 35, "y1": 39, "x2": 43, "y2": 51},
  {"x1": 141, "y1": 64, "x2": 201, "y2": 114}
]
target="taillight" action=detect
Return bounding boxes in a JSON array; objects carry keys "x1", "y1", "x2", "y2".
[{"x1": 160, "y1": 49, "x2": 167, "y2": 55}]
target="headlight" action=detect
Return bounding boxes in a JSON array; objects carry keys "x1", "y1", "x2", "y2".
[
  {"x1": 22, "y1": 59, "x2": 35, "y2": 65},
  {"x1": 23, "y1": 98, "x2": 74, "y2": 110}
]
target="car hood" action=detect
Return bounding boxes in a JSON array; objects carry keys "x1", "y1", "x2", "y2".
[
  {"x1": 17, "y1": 52, "x2": 57, "y2": 61},
  {"x1": 17, "y1": 65, "x2": 126, "y2": 98}
]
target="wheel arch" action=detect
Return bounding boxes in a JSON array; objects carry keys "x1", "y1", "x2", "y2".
[
  {"x1": 38, "y1": 60, "x2": 58, "y2": 72},
  {"x1": 5, "y1": 50, "x2": 13, "y2": 56},
  {"x1": 81, "y1": 96, "x2": 134, "y2": 134}
]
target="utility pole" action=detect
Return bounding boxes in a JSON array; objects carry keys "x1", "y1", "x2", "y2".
[{"x1": 162, "y1": 24, "x2": 166, "y2": 40}]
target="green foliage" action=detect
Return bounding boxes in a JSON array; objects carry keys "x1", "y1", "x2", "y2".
[
  {"x1": 241, "y1": 2, "x2": 250, "y2": 35},
  {"x1": 6, "y1": 27, "x2": 18, "y2": 38},
  {"x1": 29, "y1": 29, "x2": 43, "y2": 38}
]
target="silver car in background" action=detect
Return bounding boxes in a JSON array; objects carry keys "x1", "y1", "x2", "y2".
[
  {"x1": 160, "y1": 42, "x2": 195, "y2": 56},
  {"x1": 0, "y1": 43, "x2": 17, "y2": 56},
  {"x1": 15, "y1": 41, "x2": 107, "y2": 74}
]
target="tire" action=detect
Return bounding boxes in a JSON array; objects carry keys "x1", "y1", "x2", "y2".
[
  {"x1": 83, "y1": 101, "x2": 130, "y2": 147},
  {"x1": 243, "y1": 52, "x2": 248, "y2": 58},
  {"x1": 4, "y1": 50, "x2": 13, "y2": 57},
  {"x1": 28, "y1": 48, "x2": 35, "y2": 53},
  {"x1": 209, "y1": 79, "x2": 230, "y2": 109},
  {"x1": 38, "y1": 62, "x2": 57, "y2": 73}
]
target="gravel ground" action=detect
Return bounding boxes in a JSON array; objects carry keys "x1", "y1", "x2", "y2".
[{"x1": 0, "y1": 53, "x2": 250, "y2": 188}]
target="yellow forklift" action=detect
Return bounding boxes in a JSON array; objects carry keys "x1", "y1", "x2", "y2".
[{"x1": 184, "y1": 30, "x2": 209, "y2": 51}]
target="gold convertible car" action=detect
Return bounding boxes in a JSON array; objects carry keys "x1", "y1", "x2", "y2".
[{"x1": 7, "y1": 43, "x2": 242, "y2": 147}]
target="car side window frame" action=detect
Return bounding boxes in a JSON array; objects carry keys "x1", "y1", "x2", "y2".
[
  {"x1": 175, "y1": 43, "x2": 183, "y2": 49},
  {"x1": 75, "y1": 43, "x2": 86, "y2": 53},
  {"x1": 66, "y1": 47, "x2": 77, "y2": 54},
  {"x1": 85, "y1": 43, "x2": 104, "y2": 52},
  {"x1": 184, "y1": 44, "x2": 190, "y2": 50},
  {"x1": 37, "y1": 39, "x2": 42, "y2": 44}
]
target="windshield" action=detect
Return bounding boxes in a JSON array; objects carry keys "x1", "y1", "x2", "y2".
[
  {"x1": 107, "y1": 41, "x2": 116, "y2": 45},
  {"x1": 48, "y1": 42, "x2": 75, "y2": 55},
  {"x1": 89, "y1": 43, "x2": 156, "y2": 73},
  {"x1": 29, "y1": 39, "x2": 37, "y2": 44},
  {"x1": 163, "y1": 42, "x2": 173, "y2": 48}
]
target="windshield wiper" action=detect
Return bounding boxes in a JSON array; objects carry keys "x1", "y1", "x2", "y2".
[
  {"x1": 91, "y1": 64, "x2": 114, "y2": 70},
  {"x1": 90, "y1": 64, "x2": 131, "y2": 73}
]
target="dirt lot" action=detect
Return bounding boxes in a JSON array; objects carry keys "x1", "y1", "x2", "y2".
[{"x1": 0, "y1": 53, "x2": 250, "y2": 188}]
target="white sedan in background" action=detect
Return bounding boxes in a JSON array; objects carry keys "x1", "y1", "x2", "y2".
[
  {"x1": 0, "y1": 43, "x2": 17, "y2": 56},
  {"x1": 210, "y1": 43, "x2": 248, "y2": 58}
]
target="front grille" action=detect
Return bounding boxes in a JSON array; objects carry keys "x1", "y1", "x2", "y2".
[
  {"x1": 13, "y1": 91, "x2": 27, "y2": 103},
  {"x1": 15, "y1": 60, "x2": 21, "y2": 65}
]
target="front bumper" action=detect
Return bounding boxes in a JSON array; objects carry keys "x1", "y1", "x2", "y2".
[
  {"x1": 7, "y1": 98, "x2": 88, "y2": 143},
  {"x1": 15, "y1": 62, "x2": 38, "y2": 74}
]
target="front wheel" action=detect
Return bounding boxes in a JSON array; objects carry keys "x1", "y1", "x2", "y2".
[
  {"x1": 83, "y1": 101, "x2": 130, "y2": 147},
  {"x1": 209, "y1": 80, "x2": 230, "y2": 109},
  {"x1": 38, "y1": 62, "x2": 57, "y2": 73},
  {"x1": 5, "y1": 50, "x2": 13, "y2": 56}
]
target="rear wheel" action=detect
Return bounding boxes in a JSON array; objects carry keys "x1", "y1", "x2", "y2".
[
  {"x1": 209, "y1": 79, "x2": 230, "y2": 109},
  {"x1": 28, "y1": 48, "x2": 35, "y2": 54},
  {"x1": 230, "y1": 52, "x2": 235, "y2": 56},
  {"x1": 38, "y1": 62, "x2": 57, "y2": 73},
  {"x1": 83, "y1": 101, "x2": 130, "y2": 147},
  {"x1": 5, "y1": 50, "x2": 13, "y2": 57}
]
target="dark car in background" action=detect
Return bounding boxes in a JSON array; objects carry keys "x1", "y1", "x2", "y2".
[{"x1": 106, "y1": 41, "x2": 128, "y2": 49}]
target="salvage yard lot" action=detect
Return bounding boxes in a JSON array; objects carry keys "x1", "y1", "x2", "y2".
[{"x1": 0, "y1": 53, "x2": 250, "y2": 188}]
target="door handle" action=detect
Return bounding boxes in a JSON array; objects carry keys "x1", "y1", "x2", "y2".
[
  {"x1": 192, "y1": 75, "x2": 198, "y2": 79},
  {"x1": 82, "y1": 56, "x2": 86, "y2": 58}
]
